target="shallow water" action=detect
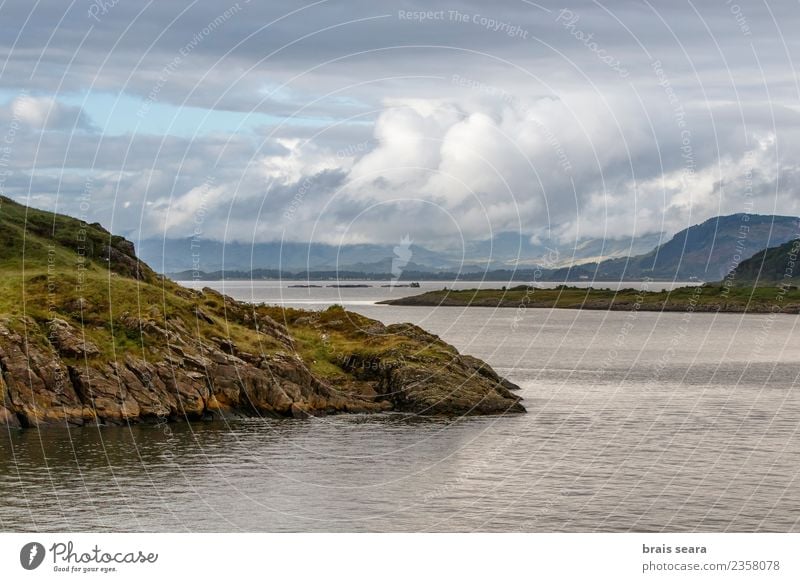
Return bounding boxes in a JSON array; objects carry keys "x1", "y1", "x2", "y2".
[{"x1": 1, "y1": 281, "x2": 798, "y2": 532}]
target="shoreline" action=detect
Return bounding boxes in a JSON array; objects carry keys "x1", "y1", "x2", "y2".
[{"x1": 378, "y1": 284, "x2": 800, "y2": 314}]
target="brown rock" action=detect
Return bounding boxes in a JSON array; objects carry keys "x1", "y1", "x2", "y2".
[
  {"x1": 0, "y1": 405, "x2": 20, "y2": 427},
  {"x1": 68, "y1": 364, "x2": 141, "y2": 424},
  {"x1": 156, "y1": 364, "x2": 208, "y2": 419},
  {"x1": 0, "y1": 318, "x2": 87, "y2": 426},
  {"x1": 47, "y1": 318, "x2": 101, "y2": 359},
  {"x1": 378, "y1": 362, "x2": 524, "y2": 415}
]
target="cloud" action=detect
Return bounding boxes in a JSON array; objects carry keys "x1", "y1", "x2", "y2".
[
  {"x1": 0, "y1": 95, "x2": 94, "y2": 131},
  {"x1": 1, "y1": 0, "x2": 799, "y2": 250}
]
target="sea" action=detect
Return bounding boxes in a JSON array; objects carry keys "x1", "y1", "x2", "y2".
[{"x1": 2, "y1": 280, "x2": 798, "y2": 532}]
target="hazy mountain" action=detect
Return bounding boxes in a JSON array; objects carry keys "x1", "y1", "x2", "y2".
[
  {"x1": 141, "y1": 231, "x2": 665, "y2": 276},
  {"x1": 547, "y1": 214, "x2": 800, "y2": 282},
  {"x1": 456, "y1": 231, "x2": 665, "y2": 268},
  {"x1": 137, "y1": 239, "x2": 461, "y2": 274},
  {"x1": 146, "y1": 214, "x2": 798, "y2": 281}
]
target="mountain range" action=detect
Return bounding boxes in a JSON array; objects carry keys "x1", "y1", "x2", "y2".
[
  {"x1": 547, "y1": 214, "x2": 800, "y2": 282},
  {"x1": 154, "y1": 213, "x2": 800, "y2": 282},
  {"x1": 137, "y1": 231, "x2": 664, "y2": 277}
]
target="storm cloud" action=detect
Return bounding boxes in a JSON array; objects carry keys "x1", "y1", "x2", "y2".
[{"x1": 1, "y1": 0, "x2": 798, "y2": 251}]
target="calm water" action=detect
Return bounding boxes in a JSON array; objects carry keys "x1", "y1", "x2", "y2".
[
  {"x1": 178, "y1": 278, "x2": 699, "y2": 311},
  {"x1": 2, "y1": 281, "x2": 798, "y2": 532}
]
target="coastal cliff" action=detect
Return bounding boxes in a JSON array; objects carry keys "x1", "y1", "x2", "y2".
[{"x1": 0, "y1": 196, "x2": 523, "y2": 427}]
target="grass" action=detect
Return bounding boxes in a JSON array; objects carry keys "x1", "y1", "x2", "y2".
[
  {"x1": 256, "y1": 304, "x2": 454, "y2": 380},
  {"x1": 0, "y1": 195, "x2": 143, "y2": 273},
  {"x1": 0, "y1": 263, "x2": 453, "y2": 385}
]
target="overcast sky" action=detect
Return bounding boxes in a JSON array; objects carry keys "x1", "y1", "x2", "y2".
[{"x1": 1, "y1": 0, "x2": 799, "y2": 249}]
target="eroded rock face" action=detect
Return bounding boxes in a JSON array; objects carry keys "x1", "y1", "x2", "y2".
[
  {"x1": 48, "y1": 318, "x2": 101, "y2": 359},
  {"x1": 1, "y1": 319, "x2": 92, "y2": 426},
  {"x1": 0, "y1": 303, "x2": 523, "y2": 427},
  {"x1": 0, "y1": 315, "x2": 391, "y2": 427},
  {"x1": 380, "y1": 363, "x2": 524, "y2": 415},
  {"x1": 374, "y1": 325, "x2": 524, "y2": 415}
]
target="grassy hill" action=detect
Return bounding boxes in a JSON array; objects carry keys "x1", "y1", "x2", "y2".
[
  {"x1": 726, "y1": 238, "x2": 800, "y2": 286},
  {"x1": 0, "y1": 196, "x2": 523, "y2": 427},
  {"x1": 0, "y1": 196, "x2": 155, "y2": 280}
]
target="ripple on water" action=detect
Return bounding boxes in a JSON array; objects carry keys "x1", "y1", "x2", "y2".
[{"x1": 2, "y1": 305, "x2": 800, "y2": 532}]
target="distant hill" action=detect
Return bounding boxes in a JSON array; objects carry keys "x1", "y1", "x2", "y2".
[
  {"x1": 137, "y1": 238, "x2": 462, "y2": 274},
  {"x1": 459, "y1": 231, "x2": 664, "y2": 268},
  {"x1": 152, "y1": 214, "x2": 799, "y2": 282},
  {"x1": 138, "y1": 231, "x2": 664, "y2": 275},
  {"x1": 726, "y1": 238, "x2": 800, "y2": 286},
  {"x1": 547, "y1": 214, "x2": 800, "y2": 282}
]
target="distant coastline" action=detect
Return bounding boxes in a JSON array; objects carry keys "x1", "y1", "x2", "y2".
[
  {"x1": 169, "y1": 268, "x2": 703, "y2": 283},
  {"x1": 379, "y1": 284, "x2": 800, "y2": 314}
]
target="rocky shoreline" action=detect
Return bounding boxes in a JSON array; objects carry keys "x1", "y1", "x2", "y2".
[
  {"x1": 0, "y1": 292, "x2": 524, "y2": 428},
  {"x1": 0, "y1": 195, "x2": 524, "y2": 427}
]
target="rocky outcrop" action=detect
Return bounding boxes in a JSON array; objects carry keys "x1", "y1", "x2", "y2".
[
  {"x1": 0, "y1": 195, "x2": 524, "y2": 427},
  {"x1": 0, "y1": 309, "x2": 523, "y2": 427},
  {"x1": 337, "y1": 322, "x2": 523, "y2": 415},
  {"x1": 0, "y1": 315, "x2": 394, "y2": 427},
  {"x1": 373, "y1": 325, "x2": 524, "y2": 415},
  {"x1": 48, "y1": 318, "x2": 101, "y2": 358},
  {"x1": 0, "y1": 319, "x2": 88, "y2": 427}
]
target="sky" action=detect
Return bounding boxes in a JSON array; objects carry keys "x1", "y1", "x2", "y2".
[{"x1": 1, "y1": 0, "x2": 799, "y2": 251}]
